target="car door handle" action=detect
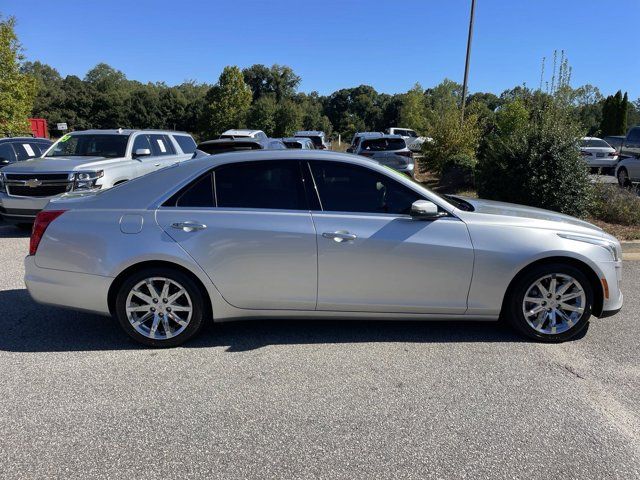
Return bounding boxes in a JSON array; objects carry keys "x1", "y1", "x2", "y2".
[
  {"x1": 171, "y1": 221, "x2": 207, "y2": 232},
  {"x1": 154, "y1": 163, "x2": 161, "y2": 167},
  {"x1": 322, "y1": 231, "x2": 357, "y2": 242}
]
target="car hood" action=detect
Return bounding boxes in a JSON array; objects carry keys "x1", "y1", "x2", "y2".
[
  {"x1": 0, "y1": 156, "x2": 125, "y2": 173},
  {"x1": 457, "y1": 197, "x2": 604, "y2": 236}
]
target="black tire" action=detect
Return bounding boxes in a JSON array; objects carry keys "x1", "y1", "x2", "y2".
[
  {"x1": 115, "y1": 267, "x2": 206, "y2": 347},
  {"x1": 617, "y1": 167, "x2": 630, "y2": 188},
  {"x1": 506, "y1": 263, "x2": 593, "y2": 343}
]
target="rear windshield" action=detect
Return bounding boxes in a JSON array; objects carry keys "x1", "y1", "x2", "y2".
[
  {"x1": 361, "y1": 138, "x2": 406, "y2": 151},
  {"x1": 296, "y1": 135, "x2": 323, "y2": 147},
  {"x1": 284, "y1": 141, "x2": 303, "y2": 149},
  {"x1": 580, "y1": 139, "x2": 610, "y2": 148},
  {"x1": 45, "y1": 134, "x2": 130, "y2": 158}
]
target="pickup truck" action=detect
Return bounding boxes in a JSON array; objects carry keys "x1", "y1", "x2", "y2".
[{"x1": 0, "y1": 129, "x2": 196, "y2": 224}]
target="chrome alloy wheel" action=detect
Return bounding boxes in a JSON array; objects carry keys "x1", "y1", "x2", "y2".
[
  {"x1": 522, "y1": 273, "x2": 586, "y2": 335},
  {"x1": 125, "y1": 277, "x2": 193, "y2": 340}
]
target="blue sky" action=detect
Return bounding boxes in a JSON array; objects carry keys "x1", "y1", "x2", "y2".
[{"x1": 4, "y1": 0, "x2": 639, "y2": 99}]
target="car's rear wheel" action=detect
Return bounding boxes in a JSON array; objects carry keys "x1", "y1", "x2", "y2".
[
  {"x1": 507, "y1": 263, "x2": 593, "y2": 342},
  {"x1": 115, "y1": 268, "x2": 205, "y2": 347},
  {"x1": 617, "y1": 167, "x2": 630, "y2": 187}
]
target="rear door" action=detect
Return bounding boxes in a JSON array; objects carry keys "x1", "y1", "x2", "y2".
[
  {"x1": 307, "y1": 160, "x2": 474, "y2": 314},
  {"x1": 156, "y1": 160, "x2": 318, "y2": 310},
  {"x1": 148, "y1": 134, "x2": 180, "y2": 168}
]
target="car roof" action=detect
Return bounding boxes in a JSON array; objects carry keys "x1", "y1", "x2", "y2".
[
  {"x1": 581, "y1": 136, "x2": 604, "y2": 140},
  {"x1": 61, "y1": 129, "x2": 189, "y2": 136},
  {"x1": 294, "y1": 131, "x2": 324, "y2": 136},
  {"x1": 0, "y1": 137, "x2": 52, "y2": 143},
  {"x1": 221, "y1": 129, "x2": 263, "y2": 136},
  {"x1": 362, "y1": 134, "x2": 403, "y2": 140},
  {"x1": 281, "y1": 137, "x2": 310, "y2": 142}
]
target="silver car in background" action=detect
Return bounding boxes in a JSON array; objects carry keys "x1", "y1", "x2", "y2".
[
  {"x1": 25, "y1": 150, "x2": 623, "y2": 347},
  {"x1": 354, "y1": 134, "x2": 415, "y2": 177}
]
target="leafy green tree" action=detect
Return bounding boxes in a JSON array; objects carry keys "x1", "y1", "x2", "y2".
[
  {"x1": 273, "y1": 99, "x2": 302, "y2": 137},
  {"x1": 246, "y1": 94, "x2": 277, "y2": 136},
  {"x1": 242, "y1": 64, "x2": 300, "y2": 101},
  {"x1": 600, "y1": 90, "x2": 628, "y2": 136},
  {"x1": 201, "y1": 66, "x2": 252, "y2": 138},
  {"x1": 398, "y1": 83, "x2": 427, "y2": 133},
  {"x1": 0, "y1": 16, "x2": 37, "y2": 135},
  {"x1": 85, "y1": 63, "x2": 130, "y2": 128},
  {"x1": 21, "y1": 61, "x2": 65, "y2": 125}
]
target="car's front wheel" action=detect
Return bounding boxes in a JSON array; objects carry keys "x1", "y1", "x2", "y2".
[
  {"x1": 507, "y1": 264, "x2": 593, "y2": 342},
  {"x1": 115, "y1": 267, "x2": 206, "y2": 347}
]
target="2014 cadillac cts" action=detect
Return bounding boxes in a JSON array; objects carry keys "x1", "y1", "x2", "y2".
[{"x1": 24, "y1": 151, "x2": 623, "y2": 347}]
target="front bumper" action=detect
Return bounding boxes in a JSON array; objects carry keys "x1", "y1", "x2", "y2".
[
  {"x1": 598, "y1": 259, "x2": 623, "y2": 316},
  {"x1": 24, "y1": 256, "x2": 112, "y2": 316},
  {"x1": 0, "y1": 193, "x2": 51, "y2": 222}
]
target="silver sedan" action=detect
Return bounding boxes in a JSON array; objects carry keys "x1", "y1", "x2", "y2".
[{"x1": 24, "y1": 150, "x2": 623, "y2": 347}]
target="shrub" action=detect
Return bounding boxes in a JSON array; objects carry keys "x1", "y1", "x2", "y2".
[
  {"x1": 475, "y1": 96, "x2": 592, "y2": 216},
  {"x1": 420, "y1": 108, "x2": 480, "y2": 175},
  {"x1": 438, "y1": 154, "x2": 476, "y2": 192},
  {"x1": 589, "y1": 183, "x2": 640, "y2": 226}
]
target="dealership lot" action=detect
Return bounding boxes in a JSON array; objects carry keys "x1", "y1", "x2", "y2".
[{"x1": 0, "y1": 223, "x2": 638, "y2": 479}]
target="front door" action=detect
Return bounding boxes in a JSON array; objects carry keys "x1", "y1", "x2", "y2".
[
  {"x1": 156, "y1": 160, "x2": 317, "y2": 310},
  {"x1": 307, "y1": 160, "x2": 474, "y2": 314}
]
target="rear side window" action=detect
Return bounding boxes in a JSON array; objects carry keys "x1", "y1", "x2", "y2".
[
  {"x1": 149, "y1": 134, "x2": 176, "y2": 156},
  {"x1": 175, "y1": 173, "x2": 215, "y2": 207},
  {"x1": 309, "y1": 161, "x2": 422, "y2": 215},
  {"x1": 215, "y1": 161, "x2": 307, "y2": 210},
  {"x1": 173, "y1": 135, "x2": 197, "y2": 154},
  {"x1": 361, "y1": 138, "x2": 406, "y2": 151}
]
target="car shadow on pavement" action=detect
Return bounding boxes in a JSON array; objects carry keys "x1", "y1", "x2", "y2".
[
  {"x1": 0, "y1": 223, "x2": 31, "y2": 238},
  {"x1": 0, "y1": 288, "x2": 534, "y2": 353}
]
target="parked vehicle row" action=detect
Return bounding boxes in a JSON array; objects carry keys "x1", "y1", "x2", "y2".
[{"x1": 577, "y1": 129, "x2": 640, "y2": 186}]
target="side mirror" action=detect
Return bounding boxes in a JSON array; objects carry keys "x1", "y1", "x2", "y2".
[
  {"x1": 134, "y1": 148, "x2": 151, "y2": 158},
  {"x1": 410, "y1": 200, "x2": 446, "y2": 220}
]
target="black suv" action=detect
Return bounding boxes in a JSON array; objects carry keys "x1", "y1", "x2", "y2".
[{"x1": 0, "y1": 137, "x2": 53, "y2": 168}]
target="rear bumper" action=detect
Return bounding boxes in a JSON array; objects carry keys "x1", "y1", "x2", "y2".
[{"x1": 24, "y1": 256, "x2": 112, "y2": 316}]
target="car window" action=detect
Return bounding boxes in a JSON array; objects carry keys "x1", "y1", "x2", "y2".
[
  {"x1": 580, "y1": 139, "x2": 611, "y2": 148},
  {"x1": 309, "y1": 161, "x2": 423, "y2": 215},
  {"x1": 132, "y1": 134, "x2": 153, "y2": 153},
  {"x1": 361, "y1": 138, "x2": 406, "y2": 151},
  {"x1": 628, "y1": 128, "x2": 640, "y2": 143},
  {"x1": 14, "y1": 143, "x2": 41, "y2": 161},
  {"x1": 173, "y1": 135, "x2": 197, "y2": 154},
  {"x1": 215, "y1": 161, "x2": 307, "y2": 210},
  {"x1": 46, "y1": 134, "x2": 129, "y2": 158},
  {"x1": 0, "y1": 144, "x2": 16, "y2": 163},
  {"x1": 175, "y1": 173, "x2": 215, "y2": 207},
  {"x1": 149, "y1": 134, "x2": 176, "y2": 156}
]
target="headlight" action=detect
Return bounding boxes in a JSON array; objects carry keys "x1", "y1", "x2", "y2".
[
  {"x1": 0, "y1": 172, "x2": 5, "y2": 194},
  {"x1": 557, "y1": 233, "x2": 621, "y2": 262},
  {"x1": 72, "y1": 170, "x2": 103, "y2": 191}
]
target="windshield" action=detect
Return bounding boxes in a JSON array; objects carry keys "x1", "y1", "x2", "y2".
[
  {"x1": 580, "y1": 139, "x2": 610, "y2": 148},
  {"x1": 45, "y1": 134, "x2": 130, "y2": 158},
  {"x1": 296, "y1": 135, "x2": 323, "y2": 147},
  {"x1": 361, "y1": 138, "x2": 406, "y2": 151}
]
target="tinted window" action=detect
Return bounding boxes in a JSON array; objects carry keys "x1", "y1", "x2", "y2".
[
  {"x1": 284, "y1": 141, "x2": 303, "y2": 149},
  {"x1": 173, "y1": 135, "x2": 197, "y2": 154},
  {"x1": 580, "y1": 139, "x2": 611, "y2": 148},
  {"x1": 309, "y1": 161, "x2": 422, "y2": 215},
  {"x1": 14, "y1": 143, "x2": 41, "y2": 161},
  {"x1": 628, "y1": 128, "x2": 640, "y2": 143},
  {"x1": 132, "y1": 134, "x2": 153, "y2": 153},
  {"x1": 297, "y1": 135, "x2": 323, "y2": 148},
  {"x1": 175, "y1": 173, "x2": 215, "y2": 207},
  {"x1": 215, "y1": 161, "x2": 307, "y2": 210},
  {"x1": 0, "y1": 144, "x2": 16, "y2": 163},
  {"x1": 361, "y1": 138, "x2": 406, "y2": 151},
  {"x1": 149, "y1": 134, "x2": 176, "y2": 156}
]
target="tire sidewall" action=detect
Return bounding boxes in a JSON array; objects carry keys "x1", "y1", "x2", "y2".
[
  {"x1": 508, "y1": 263, "x2": 593, "y2": 343},
  {"x1": 115, "y1": 267, "x2": 205, "y2": 347}
]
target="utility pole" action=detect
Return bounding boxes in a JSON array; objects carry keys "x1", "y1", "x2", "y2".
[{"x1": 460, "y1": 0, "x2": 476, "y2": 123}]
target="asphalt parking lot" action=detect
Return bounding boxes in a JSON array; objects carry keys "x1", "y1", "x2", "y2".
[{"x1": 0, "y1": 222, "x2": 638, "y2": 479}]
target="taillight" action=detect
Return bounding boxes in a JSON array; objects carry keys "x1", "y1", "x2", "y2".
[
  {"x1": 30, "y1": 210, "x2": 66, "y2": 256},
  {"x1": 608, "y1": 152, "x2": 617, "y2": 157}
]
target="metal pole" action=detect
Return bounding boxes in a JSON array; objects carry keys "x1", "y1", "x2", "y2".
[{"x1": 460, "y1": 0, "x2": 476, "y2": 123}]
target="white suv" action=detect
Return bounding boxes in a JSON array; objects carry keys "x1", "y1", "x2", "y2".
[
  {"x1": 385, "y1": 127, "x2": 428, "y2": 152},
  {"x1": 0, "y1": 129, "x2": 196, "y2": 223}
]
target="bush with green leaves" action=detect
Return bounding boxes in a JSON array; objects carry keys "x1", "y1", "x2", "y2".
[
  {"x1": 438, "y1": 153, "x2": 476, "y2": 192},
  {"x1": 589, "y1": 183, "x2": 640, "y2": 226},
  {"x1": 476, "y1": 93, "x2": 593, "y2": 216}
]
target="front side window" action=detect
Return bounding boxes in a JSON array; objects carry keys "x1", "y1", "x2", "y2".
[
  {"x1": 627, "y1": 128, "x2": 640, "y2": 143},
  {"x1": 0, "y1": 144, "x2": 16, "y2": 163},
  {"x1": 132, "y1": 134, "x2": 153, "y2": 153},
  {"x1": 215, "y1": 161, "x2": 307, "y2": 210},
  {"x1": 309, "y1": 161, "x2": 422, "y2": 215},
  {"x1": 45, "y1": 134, "x2": 129, "y2": 158}
]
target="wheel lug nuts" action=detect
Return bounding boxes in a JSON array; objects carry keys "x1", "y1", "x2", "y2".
[
  {"x1": 556, "y1": 295, "x2": 561, "y2": 300},
  {"x1": 153, "y1": 298, "x2": 158, "y2": 303},
  {"x1": 547, "y1": 293, "x2": 552, "y2": 298},
  {"x1": 163, "y1": 298, "x2": 168, "y2": 303},
  {"x1": 166, "y1": 307, "x2": 171, "y2": 312},
  {"x1": 150, "y1": 307, "x2": 156, "y2": 312},
  {"x1": 542, "y1": 301, "x2": 547, "y2": 306},
  {"x1": 159, "y1": 312, "x2": 164, "y2": 317}
]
